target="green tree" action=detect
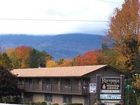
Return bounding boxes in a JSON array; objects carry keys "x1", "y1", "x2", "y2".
[
  {"x1": 1, "y1": 53, "x2": 12, "y2": 70},
  {"x1": 0, "y1": 66, "x2": 20, "y2": 102},
  {"x1": 57, "y1": 58, "x2": 64, "y2": 65},
  {"x1": 28, "y1": 49, "x2": 52, "y2": 68}
]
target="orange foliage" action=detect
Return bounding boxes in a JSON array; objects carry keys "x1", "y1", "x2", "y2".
[
  {"x1": 15, "y1": 46, "x2": 32, "y2": 68},
  {"x1": 59, "y1": 59, "x2": 72, "y2": 67},
  {"x1": 74, "y1": 50, "x2": 103, "y2": 66},
  {"x1": 15, "y1": 46, "x2": 32, "y2": 60},
  {"x1": 108, "y1": 0, "x2": 140, "y2": 71}
]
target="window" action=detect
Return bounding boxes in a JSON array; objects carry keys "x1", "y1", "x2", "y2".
[
  {"x1": 45, "y1": 94, "x2": 52, "y2": 102},
  {"x1": 63, "y1": 95, "x2": 72, "y2": 104}
]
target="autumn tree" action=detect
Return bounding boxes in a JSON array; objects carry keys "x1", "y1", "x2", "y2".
[
  {"x1": 73, "y1": 50, "x2": 103, "y2": 66},
  {"x1": 108, "y1": 1, "x2": 140, "y2": 104},
  {"x1": 46, "y1": 60, "x2": 58, "y2": 67},
  {"x1": 6, "y1": 48, "x2": 20, "y2": 69},
  {"x1": 6, "y1": 46, "x2": 52, "y2": 69},
  {"x1": 15, "y1": 46, "x2": 32, "y2": 68},
  {"x1": 108, "y1": 0, "x2": 140, "y2": 72},
  {"x1": 58, "y1": 59, "x2": 72, "y2": 66}
]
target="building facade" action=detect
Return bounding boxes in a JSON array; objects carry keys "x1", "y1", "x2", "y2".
[{"x1": 12, "y1": 65, "x2": 124, "y2": 105}]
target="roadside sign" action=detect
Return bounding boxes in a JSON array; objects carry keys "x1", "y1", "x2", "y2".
[{"x1": 101, "y1": 77, "x2": 120, "y2": 93}]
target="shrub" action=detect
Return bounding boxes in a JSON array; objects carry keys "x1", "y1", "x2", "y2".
[
  {"x1": 100, "y1": 103, "x2": 105, "y2": 105},
  {"x1": 67, "y1": 103, "x2": 83, "y2": 105},
  {"x1": 53, "y1": 103, "x2": 59, "y2": 105},
  {"x1": 41, "y1": 102, "x2": 47, "y2": 105}
]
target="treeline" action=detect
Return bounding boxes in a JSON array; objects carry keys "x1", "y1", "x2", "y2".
[
  {"x1": 46, "y1": 49, "x2": 104, "y2": 67},
  {"x1": 0, "y1": 45, "x2": 139, "y2": 71},
  {"x1": 0, "y1": 46, "x2": 52, "y2": 70},
  {"x1": 0, "y1": 46, "x2": 114, "y2": 69}
]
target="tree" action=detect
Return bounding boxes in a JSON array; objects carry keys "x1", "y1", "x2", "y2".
[
  {"x1": 29, "y1": 49, "x2": 52, "y2": 68},
  {"x1": 0, "y1": 66, "x2": 20, "y2": 102},
  {"x1": 108, "y1": 1, "x2": 140, "y2": 104},
  {"x1": 6, "y1": 46, "x2": 53, "y2": 68},
  {"x1": 15, "y1": 46, "x2": 32, "y2": 68},
  {"x1": 6, "y1": 48, "x2": 20, "y2": 69},
  {"x1": 59, "y1": 59, "x2": 72, "y2": 66},
  {"x1": 0, "y1": 53, "x2": 12, "y2": 70},
  {"x1": 73, "y1": 50, "x2": 103, "y2": 66},
  {"x1": 108, "y1": 0, "x2": 140, "y2": 72},
  {"x1": 46, "y1": 60, "x2": 58, "y2": 67},
  {"x1": 57, "y1": 58, "x2": 65, "y2": 65}
]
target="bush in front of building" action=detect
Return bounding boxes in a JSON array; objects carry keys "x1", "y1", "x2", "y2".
[
  {"x1": 29, "y1": 102, "x2": 47, "y2": 105},
  {"x1": 52, "y1": 103, "x2": 59, "y2": 105},
  {"x1": 66, "y1": 103, "x2": 83, "y2": 105},
  {"x1": 100, "y1": 103, "x2": 105, "y2": 105},
  {"x1": 41, "y1": 102, "x2": 47, "y2": 105}
]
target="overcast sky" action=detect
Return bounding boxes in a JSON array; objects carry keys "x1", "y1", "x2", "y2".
[{"x1": 0, "y1": 0, "x2": 124, "y2": 35}]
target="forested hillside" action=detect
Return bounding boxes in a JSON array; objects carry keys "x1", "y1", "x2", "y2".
[{"x1": 0, "y1": 33, "x2": 104, "y2": 59}]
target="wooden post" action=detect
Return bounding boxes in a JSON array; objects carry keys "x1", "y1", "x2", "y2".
[
  {"x1": 120, "y1": 75, "x2": 125, "y2": 105},
  {"x1": 96, "y1": 74, "x2": 101, "y2": 102},
  {"x1": 58, "y1": 78, "x2": 61, "y2": 92},
  {"x1": 21, "y1": 92, "x2": 24, "y2": 104},
  {"x1": 39, "y1": 78, "x2": 42, "y2": 91}
]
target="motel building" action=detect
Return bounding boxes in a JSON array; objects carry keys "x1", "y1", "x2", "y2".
[{"x1": 12, "y1": 65, "x2": 124, "y2": 105}]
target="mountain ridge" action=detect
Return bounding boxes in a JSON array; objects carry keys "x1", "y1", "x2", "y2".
[{"x1": 0, "y1": 33, "x2": 104, "y2": 59}]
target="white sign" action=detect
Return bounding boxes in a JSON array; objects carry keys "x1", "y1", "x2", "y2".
[
  {"x1": 101, "y1": 90, "x2": 120, "y2": 93},
  {"x1": 89, "y1": 83, "x2": 96, "y2": 93},
  {"x1": 100, "y1": 94, "x2": 121, "y2": 100}
]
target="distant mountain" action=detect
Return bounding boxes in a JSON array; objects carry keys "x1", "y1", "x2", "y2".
[{"x1": 0, "y1": 33, "x2": 104, "y2": 59}]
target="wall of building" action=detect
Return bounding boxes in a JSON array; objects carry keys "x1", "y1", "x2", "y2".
[
  {"x1": 72, "y1": 96, "x2": 84, "y2": 104},
  {"x1": 29, "y1": 93, "x2": 85, "y2": 105},
  {"x1": 52, "y1": 95, "x2": 63, "y2": 105},
  {"x1": 32, "y1": 93, "x2": 44, "y2": 103}
]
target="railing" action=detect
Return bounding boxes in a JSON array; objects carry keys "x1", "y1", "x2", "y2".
[{"x1": 18, "y1": 83, "x2": 88, "y2": 95}]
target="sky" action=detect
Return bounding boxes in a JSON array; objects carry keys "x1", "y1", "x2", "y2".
[{"x1": 0, "y1": 0, "x2": 124, "y2": 35}]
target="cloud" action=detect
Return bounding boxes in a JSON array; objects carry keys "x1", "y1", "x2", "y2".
[{"x1": 0, "y1": 0, "x2": 124, "y2": 35}]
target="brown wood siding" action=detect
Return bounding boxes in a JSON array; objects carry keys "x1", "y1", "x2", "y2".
[
  {"x1": 84, "y1": 67, "x2": 122, "y2": 105},
  {"x1": 18, "y1": 78, "x2": 89, "y2": 95}
]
